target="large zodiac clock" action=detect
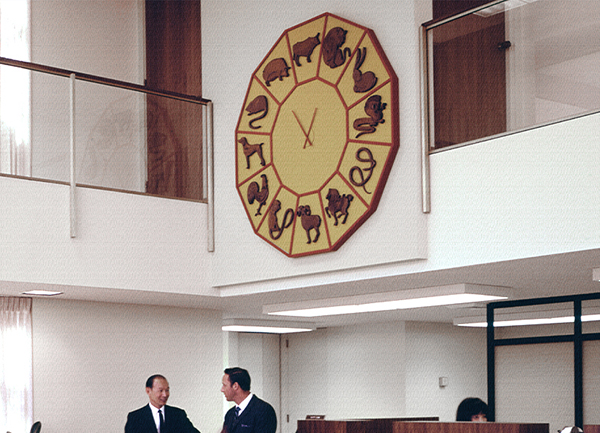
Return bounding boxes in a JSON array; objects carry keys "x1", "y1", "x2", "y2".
[{"x1": 235, "y1": 12, "x2": 399, "y2": 258}]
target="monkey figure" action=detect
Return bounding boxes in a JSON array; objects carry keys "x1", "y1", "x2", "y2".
[{"x1": 353, "y1": 95, "x2": 386, "y2": 138}]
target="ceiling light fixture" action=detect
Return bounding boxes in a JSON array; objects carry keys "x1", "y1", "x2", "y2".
[
  {"x1": 454, "y1": 309, "x2": 600, "y2": 328},
  {"x1": 264, "y1": 284, "x2": 510, "y2": 318},
  {"x1": 222, "y1": 319, "x2": 316, "y2": 334},
  {"x1": 22, "y1": 290, "x2": 63, "y2": 296},
  {"x1": 474, "y1": 0, "x2": 537, "y2": 18}
]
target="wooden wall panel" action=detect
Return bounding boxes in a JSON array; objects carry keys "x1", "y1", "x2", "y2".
[
  {"x1": 433, "y1": 0, "x2": 492, "y2": 20},
  {"x1": 145, "y1": 0, "x2": 203, "y2": 199},
  {"x1": 432, "y1": 12, "x2": 507, "y2": 148},
  {"x1": 298, "y1": 420, "x2": 549, "y2": 433}
]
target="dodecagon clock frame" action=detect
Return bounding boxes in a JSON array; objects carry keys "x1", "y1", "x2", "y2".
[{"x1": 235, "y1": 12, "x2": 399, "y2": 258}]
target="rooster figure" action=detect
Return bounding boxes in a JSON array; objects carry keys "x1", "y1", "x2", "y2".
[{"x1": 247, "y1": 174, "x2": 269, "y2": 216}]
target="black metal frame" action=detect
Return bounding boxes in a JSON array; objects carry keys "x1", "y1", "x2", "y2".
[{"x1": 487, "y1": 292, "x2": 600, "y2": 427}]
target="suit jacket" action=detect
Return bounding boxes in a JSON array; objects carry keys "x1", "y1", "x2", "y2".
[
  {"x1": 125, "y1": 404, "x2": 200, "y2": 433},
  {"x1": 223, "y1": 395, "x2": 277, "y2": 433}
]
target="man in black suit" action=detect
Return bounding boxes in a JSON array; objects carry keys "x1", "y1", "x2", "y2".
[
  {"x1": 221, "y1": 367, "x2": 277, "y2": 433},
  {"x1": 125, "y1": 374, "x2": 200, "y2": 433}
]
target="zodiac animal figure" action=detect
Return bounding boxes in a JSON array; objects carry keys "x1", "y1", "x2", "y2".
[
  {"x1": 353, "y1": 47, "x2": 378, "y2": 93},
  {"x1": 238, "y1": 137, "x2": 266, "y2": 169},
  {"x1": 246, "y1": 95, "x2": 268, "y2": 130},
  {"x1": 322, "y1": 27, "x2": 352, "y2": 69},
  {"x1": 263, "y1": 57, "x2": 290, "y2": 86},
  {"x1": 247, "y1": 174, "x2": 269, "y2": 216},
  {"x1": 349, "y1": 147, "x2": 377, "y2": 195},
  {"x1": 296, "y1": 205, "x2": 321, "y2": 244},
  {"x1": 353, "y1": 95, "x2": 386, "y2": 138},
  {"x1": 268, "y1": 199, "x2": 294, "y2": 240},
  {"x1": 325, "y1": 188, "x2": 354, "y2": 226},
  {"x1": 292, "y1": 33, "x2": 320, "y2": 67}
]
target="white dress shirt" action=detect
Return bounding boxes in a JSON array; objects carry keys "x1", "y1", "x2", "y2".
[
  {"x1": 149, "y1": 403, "x2": 165, "y2": 432},
  {"x1": 236, "y1": 393, "x2": 254, "y2": 416}
]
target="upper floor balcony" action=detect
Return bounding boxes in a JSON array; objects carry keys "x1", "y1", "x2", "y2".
[{"x1": 422, "y1": 0, "x2": 600, "y2": 151}]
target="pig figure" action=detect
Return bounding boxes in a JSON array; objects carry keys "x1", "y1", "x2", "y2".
[{"x1": 263, "y1": 57, "x2": 290, "y2": 86}]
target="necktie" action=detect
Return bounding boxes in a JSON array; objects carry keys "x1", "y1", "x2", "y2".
[
  {"x1": 235, "y1": 406, "x2": 241, "y2": 418},
  {"x1": 158, "y1": 409, "x2": 165, "y2": 433}
]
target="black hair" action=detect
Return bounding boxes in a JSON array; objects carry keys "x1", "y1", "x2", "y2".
[
  {"x1": 224, "y1": 367, "x2": 251, "y2": 391},
  {"x1": 146, "y1": 374, "x2": 167, "y2": 389},
  {"x1": 456, "y1": 397, "x2": 489, "y2": 421}
]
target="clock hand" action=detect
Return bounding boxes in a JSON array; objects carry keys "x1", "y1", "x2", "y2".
[
  {"x1": 292, "y1": 109, "x2": 317, "y2": 148},
  {"x1": 303, "y1": 108, "x2": 318, "y2": 149}
]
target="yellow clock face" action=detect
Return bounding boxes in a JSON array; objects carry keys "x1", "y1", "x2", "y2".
[{"x1": 235, "y1": 12, "x2": 399, "y2": 257}]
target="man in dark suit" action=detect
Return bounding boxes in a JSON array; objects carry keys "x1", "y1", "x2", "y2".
[
  {"x1": 221, "y1": 367, "x2": 277, "y2": 433},
  {"x1": 125, "y1": 374, "x2": 200, "y2": 433}
]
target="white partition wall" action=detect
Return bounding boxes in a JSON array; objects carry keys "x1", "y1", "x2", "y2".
[{"x1": 495, "y1": 342, "x2": 574, "y2": 433}]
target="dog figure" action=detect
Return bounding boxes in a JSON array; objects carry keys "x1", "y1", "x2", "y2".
[{"x1": 238, "y1": 137, "x2": 266, "y2": 169}]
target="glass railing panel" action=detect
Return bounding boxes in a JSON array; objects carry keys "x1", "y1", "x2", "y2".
[
  {"x1": 425, "y1": 0, "x2": 600, "y2": 151},
  {"x1": 75, "y1": 81, "x2": 204, "y2": 200},
  {"x1": 31, "y1": 69, "x2": 74, "y2": 183},
  {"x1": 144, "y1": 94, "x2": 204, "y2": 200},
  {"x1": 1, "y1": 59, "x2": 208, "y2": 201},
  {"x1": 74, "y1": 80, "x2": 148, "y2": 193}
]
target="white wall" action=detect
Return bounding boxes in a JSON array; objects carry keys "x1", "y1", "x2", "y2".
[
  {"x1": 405, "y1": 322, "x2": 487, "y2": 422},
  {"x1": 273, "y1": 321, "x2": 490, "y2": 433},
  {"x1": 279, "y1": 322, "x2": 407, "y2": 433},
  {"x1": 428, "y1": 112, "x2": 600, "y2": 271},
  {"x1": 32, "y1": 298, "x2": 224, "y2": 433},
  {"x1": 31, "y1": 0, "x2": 143, "y2": 82},
  {"x1": 203, "y1": 0, "x2": 429, "y2": 289},
  {"x1": 0, "y1": 176, "x2": 215, "y2": 296}
]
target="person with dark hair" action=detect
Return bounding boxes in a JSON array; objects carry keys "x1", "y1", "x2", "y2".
[
  {"x1": 221, "y1": 367, "x2": 277, "y2": 433},
  {"x1": 125, "y1": 374, "x2": 200, "y2": 433},
  {"x1": 456, "y1": 397, "x2": 489, "y2": 422}
]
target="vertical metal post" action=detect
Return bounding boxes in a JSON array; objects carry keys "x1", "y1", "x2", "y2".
[
  {"x1": 574, "y1": 300, "x2": 583, "y2": 428},
  {"x1": 202, "y1": 103, "x2": 208, "y2": 201},
  {"x1": 207, "y1": 101, "x2": 215, "y2": 252},
  {"x1": 487, "y1": 303, "x2": 496, "y2": 421},
  {"x1": 419, "y1": 25, "x2": 431, "y2": 214},
  {"x1": 69, "y1": 73, "x2": 77, "y2": 238}
]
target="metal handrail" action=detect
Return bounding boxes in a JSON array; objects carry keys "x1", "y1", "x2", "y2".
[
  {"x1": 0, "y1": 56, "x2": 215, "y2": 251},
  {"x1": 0, "y1": 56, "x2": 211, "y2": 105}
]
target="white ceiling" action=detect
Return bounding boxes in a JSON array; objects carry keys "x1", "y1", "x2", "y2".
[{"x1": 2, "y1": 248, "x2": 599, "y2": 329}]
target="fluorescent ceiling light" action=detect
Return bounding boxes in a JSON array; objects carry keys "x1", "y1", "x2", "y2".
[
  {"x1": 22, "y1": 290, "x2": 63, "y2": 296},
  {"x1": 474, "y1": 0, "x2": 537, "y2": 17},
  {"x1": 264, "y1": 284, "x2": 510, "y2": 318},
  {"x1": 222, "y1": 319, "x2": 316, "y2": 334},
  {"x1": 454, "y1": 309, "x2": 600, "y2": 328}
]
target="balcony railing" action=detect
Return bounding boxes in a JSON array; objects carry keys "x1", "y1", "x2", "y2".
[
  {"x1": 419, "y1": 0, "x2": 600, "y2": 212},
  {"x1": 0, "y1": 57, "x2": 214, "y2": 248},
  {"x1": 421, "y1": 0, "x2": 600, "y2": 152}
]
